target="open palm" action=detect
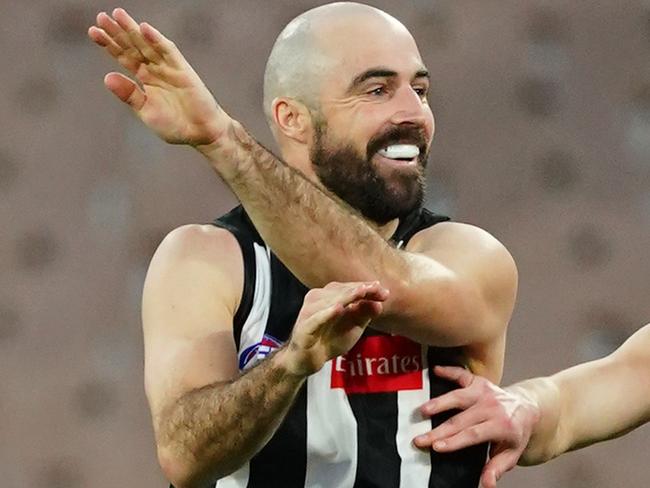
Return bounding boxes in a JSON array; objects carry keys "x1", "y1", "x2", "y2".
[{"x1": 88, "y1": 8, "x2": 229, "y2": 147}]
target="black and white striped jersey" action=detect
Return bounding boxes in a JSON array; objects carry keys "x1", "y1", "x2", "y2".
[{"x1": 172, "y1": 205, "x2": 487, "y2": 488}]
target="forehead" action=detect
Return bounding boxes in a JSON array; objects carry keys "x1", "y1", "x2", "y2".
[{"x1": 316, "y1": 17, "x2": 425, "y2": 90}]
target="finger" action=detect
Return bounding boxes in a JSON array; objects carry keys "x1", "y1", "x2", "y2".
[
  {"x1": 88, "y1": 26, "x2": 123, "y2": 58},
  {"x1": 345, "y1": 299, "x2": 383, "y2": 314},
  {"x1": 104, "y1": 72, "x2": 146, "y2": 111},
  {"x1": 94, "y1": 12, "x2": 144, "y2": 74},
  {"x1": 304, "y1": 283, "x2": 358, "y2": 312},
  {"x1": 339, "y1": 281, "x2": 388, "y2": 303},
  {"x1": 301, "y1": 302, "x2": 345, "y2": 332},
  {"x1": 420, "y1": 388, "x2": 477, "y2": 417},
  {"x1": 324, "y1": 281, "x2": 342, "y2": 289},
  {"x1": 140, "y1": 22, "x2": 185, "y2": 67},
  {"x1": 430, "y1": 420, "x2": 503, "y2": 452},
  {"x1": 361, "y1": 281, "x2": 390, "y2": 301},
  {"x1": 96, "y1": 11, "x2": 131, "y2": 51},
  {"x1": 341, "y1": 299, "x2": 383, "y2": 323},
  {"x1": 481, "y1": 451, "x2": 519, "y2": 488},
  {"x1": 480, "y1": 468, "x2": 497, "y2": 488},
  {"x1": 413, "y1": 405, "x2": 486, "y2": 448},
  {"x1": 112, "y1": 8, "x2": 161, "y2": 63},
  {"x1": 336, "y1": 283, "x2": 379, "y2": 307},
  {"x1": 433, "y1": 365, "x2": 476, "y2": 388},
  {"x1": 308, "y1": 282, "x2": 387, "y2": 315}
]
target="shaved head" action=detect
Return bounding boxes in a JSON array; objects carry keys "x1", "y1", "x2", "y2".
[
  {"x1": 263, "y1": 2, "x2": 410, "y2": 131},
  {"x1": 263, "y1": 2, "x2": 433, "y2": 225}
]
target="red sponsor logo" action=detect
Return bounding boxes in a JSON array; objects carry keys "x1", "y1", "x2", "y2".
[{"x1": 331, "y1": 335, "x2": 423, "y2": 393}]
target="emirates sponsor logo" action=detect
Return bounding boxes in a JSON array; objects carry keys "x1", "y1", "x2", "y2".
[{"x1": 331, "y1": 335, "x2": 424, "y2": 393}]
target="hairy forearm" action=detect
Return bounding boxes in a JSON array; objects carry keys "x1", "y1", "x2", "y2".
[
  {"x1": 202, "y1": 122, "x2": 404, "y2": 286},
  {"x1": 157, "y1": 348, "x2": 305, "y2": 487},
  {"x1": 198, "y1": 122, "x2": 471, "y2": 345}
]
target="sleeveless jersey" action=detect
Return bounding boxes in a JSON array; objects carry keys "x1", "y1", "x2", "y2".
[{"x1": 172, "y1": 205, "x2": 488, "y2": 488}]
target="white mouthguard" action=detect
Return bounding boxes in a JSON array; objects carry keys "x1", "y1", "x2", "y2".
[{"x1": 377, "y1": 144, "x2": 420, "y2": 160}]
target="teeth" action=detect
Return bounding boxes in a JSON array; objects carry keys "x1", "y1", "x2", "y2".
[{"x1": 377, "y1": 144, "x2": 420, "y2": 160}]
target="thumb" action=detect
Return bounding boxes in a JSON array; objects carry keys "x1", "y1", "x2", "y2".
[
  {"x1": 480, "y1": 451, "x2": 518, "y2": 488},
  {"x1": 104, "y1": 72, "x2": 146, "y2": 111},
  {"x1": 479, "y1": 468, "x2": 497, "y2": 488}
]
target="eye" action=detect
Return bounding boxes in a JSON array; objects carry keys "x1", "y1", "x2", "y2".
[
  {"x1": 368, "y1": 86, "x2": 387, "y2": 96},
  {"x1": 413, "y1": 86, "x2": 428, "y2": 98}
]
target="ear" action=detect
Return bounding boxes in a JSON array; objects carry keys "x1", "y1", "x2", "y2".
[{"x1": 272, "y1": 97, "x2": 312, "y2": 144}]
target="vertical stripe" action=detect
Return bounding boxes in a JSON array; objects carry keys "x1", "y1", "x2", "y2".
[
  {"x1": 349, "y1": 391, "x2": 400, "y2": 487},
  {"x1": 264, "y1": 254, "x2": 309, "y2": 344},
  {"x1": 305, "y1": 360, "x2": 358, "y2": 488},
  {"x1": 427, "y1": 347, "x2": 487, "y2": 488},
  {"x1": 247, "y1": 249, "x2": 308, "y2": 487},
  {"x1": 396, "y1": 345, "x2": 432, "y2": 488},
  {"x1": 217, "y1": 243, "x2": 271, "y2": 488},
  {"x1": 238, "y1": 243, "x2": 272, "y2": 371}
]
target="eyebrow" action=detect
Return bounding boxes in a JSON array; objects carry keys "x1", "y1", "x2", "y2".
[{"x1": 347, "y1": 67, "x2": 430, "y2": 92}]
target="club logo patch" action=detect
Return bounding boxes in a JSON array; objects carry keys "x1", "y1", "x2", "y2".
[
  {"x1": 331, "y1": 335, "x2": 424, "y2": 393},
  {"x1": 239, "y1": 334, "x2": 283, "y2": 370}
]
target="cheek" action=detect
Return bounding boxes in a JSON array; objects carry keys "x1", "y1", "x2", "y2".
[
  {"x1": 323, "y1": 103, "x2": 396, "y2": 153},
  {"x1": 350, "y1": 109, "x2": 391, "y2": 144},
  {"x1": 335, "y1": 114, "x2": 380, "y2": 150}
]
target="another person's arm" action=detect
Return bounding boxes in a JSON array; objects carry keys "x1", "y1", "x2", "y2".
[
  {"x1": 520, "y1": 323, "x2": 650, "y2": 461},
  {"x1": 88, "y1": 9, "x2": 517, "y2": 352},
  {"x1": 143, "y1": 225, "x2": 387, "y2": 487},
  {"x1": 414, "y1": 324, "x2": 650, "y2": 487}
]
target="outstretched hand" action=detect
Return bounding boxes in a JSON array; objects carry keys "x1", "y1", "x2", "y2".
[
  {"x1": 285, "y1": 281, "x2": 390, "y2": 376},
  {"x1": 88, "y1": 8, "x2": 230, "y2": 147},
  {"x1": 413, "y1": 366, "x2": 540, "y2": 488}
]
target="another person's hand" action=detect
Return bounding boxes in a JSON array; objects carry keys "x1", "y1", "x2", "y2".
[
  {"x1": 413, "y1": 366, "x2": 540, "y2": 488},
  {"x1": 282, "y1": 281, "x2": 389, "y2": 376},
  {"x1": 88, "y1": 8, "x2": 229, "y2": 147}
]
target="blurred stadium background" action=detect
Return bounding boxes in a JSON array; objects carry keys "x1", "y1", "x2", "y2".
[{"x1": 1, "y1": 0, "x2": 649, "y2": 486}]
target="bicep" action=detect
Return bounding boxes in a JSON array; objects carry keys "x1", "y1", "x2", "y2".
[
  {"x1": 558, "y1": 324, "x2": 650, "y2": 451},
  {"x1": 141, "y1": 225, "x2": 244, "y2": 428},
  {"x1": 397, "y1": 223, "x2": 517, "y2": 347}
]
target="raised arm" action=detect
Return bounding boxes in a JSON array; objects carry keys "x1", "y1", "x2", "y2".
[
  {"x1": 143, "y1": 224, "x2": 387, "y2": 487},
  {"x1": 204, "y1": 125, "x2": 517, "y2": 351},
  {"x1": 88, "y1": 9, "x2": 517, "y2": 350},
  {"x1": 213, "y1": 131, "x2": 517, "y2": 350},
  {"x1": 413, "y1": 324, "x2": 650, "y2": 487}
]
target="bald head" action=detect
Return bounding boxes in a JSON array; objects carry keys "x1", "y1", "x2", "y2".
[
  {"x1": 262, "y1": 3, "x2": 433, "y2": 224},
  {"x1": 263, "y1": 2, "x2": 413, "y2": 133}
]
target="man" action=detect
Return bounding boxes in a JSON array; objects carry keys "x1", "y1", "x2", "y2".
[
  {"x1": 415, "y1": 324, "x2": 650, "y2": 487},
  {"x1": 88, "y1": 3, "x2": 518, "y2": 487}
]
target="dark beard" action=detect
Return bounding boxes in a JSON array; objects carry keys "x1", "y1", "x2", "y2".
[{"x1": 310, "y1": 122, "x2": 428, "y2": 225}]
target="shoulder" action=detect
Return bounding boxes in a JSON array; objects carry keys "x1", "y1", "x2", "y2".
[
  {"x1": 408, "y1": 222, "x2": 516, "y2": 272},
  {"x1": 143, "y1": 224, "x2": 245, "y2": 325},
  {"x1": 409, "y1": 221, "x2": 504, "y2": 250},
  {"x1": 150, "y1": 224, "x2": 243, "y2": 274}
]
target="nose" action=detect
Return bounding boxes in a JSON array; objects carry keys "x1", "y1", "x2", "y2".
[{"x1": 389, "y1": 85, "x2": 431, "y2": 127}]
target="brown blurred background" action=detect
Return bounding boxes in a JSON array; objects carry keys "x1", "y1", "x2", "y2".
[{"x1": 1, "y1": 0, "x2": 649, "y2": 486}]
